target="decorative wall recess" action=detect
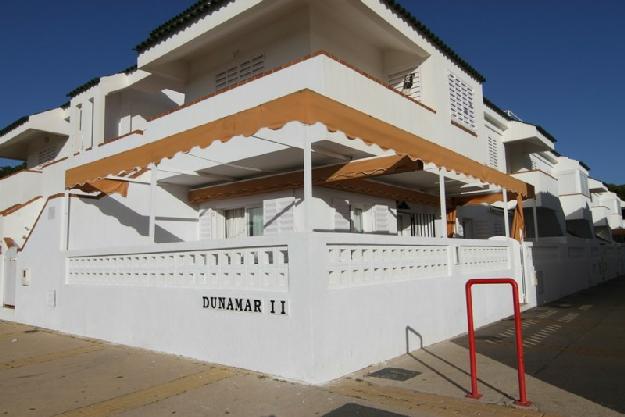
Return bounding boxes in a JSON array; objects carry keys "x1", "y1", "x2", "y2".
[
  {"x1": 327, "y1": 244, "x2": 449, "y2": 288},
  {"x1": 457, "y1": 246, "x2": 510, "y2": 273},
  {"x1": 67, "y1": 246, "x2": 289, "y2": 291}
]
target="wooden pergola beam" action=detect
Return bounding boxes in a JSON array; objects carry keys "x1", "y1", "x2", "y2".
[
  {"x1": 188, "y1": 155, "x2": 422, "y2": 204},
  {"x1": 321, "y1": 178, "x2": 440, "y2": 207}
]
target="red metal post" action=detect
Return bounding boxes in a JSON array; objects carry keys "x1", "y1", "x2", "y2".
[{"x1": 464, "y1": 278, "x2": 531, "y2": 407}]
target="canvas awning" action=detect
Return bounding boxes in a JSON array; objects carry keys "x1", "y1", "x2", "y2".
[{"x1": 66, "y1": 89, "x2": 531, "y2": 197}]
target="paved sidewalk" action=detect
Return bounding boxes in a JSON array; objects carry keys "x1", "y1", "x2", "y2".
[{"x1": 2, "y1": 278, "x2": 623, "y2": 416}]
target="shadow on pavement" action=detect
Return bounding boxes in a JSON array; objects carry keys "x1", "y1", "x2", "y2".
[
  {"x1": 452, "y1": 276, "x2": 625, "y2": 414},
  {"x1": 322, "y1": 403, "x2": 409, "y2": 417}
]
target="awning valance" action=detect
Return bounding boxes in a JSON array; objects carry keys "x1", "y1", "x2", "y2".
[{"x1": 66, "y1": 89, "x2": 531, "y2": 197}]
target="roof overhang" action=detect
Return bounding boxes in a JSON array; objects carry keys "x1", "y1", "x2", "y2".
[
  {"x1": 0, "y1": 108, "x2": 69, "y2": 160},
  {"x1": 588, "y1": 177, "x2": 608, "y2": 193},
  {"x1": 503, "y1": 121, "x2": 554, "y2": 153}
]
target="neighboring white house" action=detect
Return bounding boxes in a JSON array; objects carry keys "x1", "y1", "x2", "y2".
[{"x1": 0, "y1": 0, "x2": 623, "y2": 383}]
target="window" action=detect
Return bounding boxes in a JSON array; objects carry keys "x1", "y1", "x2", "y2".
[
  {"x1": 448, "y1": 73, "x2": 475, "y2": 130},
  {"x1": 224, "y1": 208, "x2": 245, "y2": 239},
  {"x1": 487, "y1": 136, "x2": 499, "y2": 169},
  {"x1": 351, "y1": 207, "x2": 364, "y2": 233},
  {"x1": 388, "y1": 67, "x2": 422, "y2": 101},
  {"x1": 215, "y1": 54, "x2": 265, "y2": 91},
  {"x1": 395, "y1": 212, "x2": 436, "y2": 237},
  {"x1": 247, "y1": 207, "x2": 263, "y2": 237}
]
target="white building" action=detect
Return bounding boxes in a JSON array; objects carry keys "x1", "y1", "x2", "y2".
[{"x1": 1, "y1": 0, "x2": 623, "y2": 383}]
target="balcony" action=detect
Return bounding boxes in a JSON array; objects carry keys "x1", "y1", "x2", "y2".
[
  {"x1": 503, "y1": 121, "x2": 555, "y2": 152},
  {"x1": 512, "y1": 170, "x2": 559, "y2": 210},
  {"x1": 71, "y1": 52, "x2": 486, "y2": 175},
  {"x1": 0, "y1": 108, "x2": 69, "y2": 163}
]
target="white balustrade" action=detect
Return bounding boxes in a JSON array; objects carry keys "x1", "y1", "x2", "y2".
[
  {"x1": 457, "y1": 246, "x2": 510, "y2": 273},
  {"x1": 67, "y1": 246, "x2": 289, "y2": 291},
  {"x1": 327, "y1": 244, "x2": 449, "y2": 288}
]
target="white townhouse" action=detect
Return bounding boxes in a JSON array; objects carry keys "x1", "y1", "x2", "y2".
[{"x1": 1, "y1": 0, "x2": 623, "y2": 383}]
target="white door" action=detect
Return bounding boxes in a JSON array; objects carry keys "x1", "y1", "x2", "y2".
[{"x1": 2, "y1": 249, "x2": 17, "y2": 307}]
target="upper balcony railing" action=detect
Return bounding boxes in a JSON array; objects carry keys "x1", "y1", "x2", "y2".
[{"x1": 70, "y1": 52, "x2": 485, "y2": 171}]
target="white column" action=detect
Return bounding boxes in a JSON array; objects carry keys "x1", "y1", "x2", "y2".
[
  {"x1": 303, "y1": 130, "x2": 313, "y2": 232},
  {"x1": 532, "y1": 199, "x2": 539, "y2": 241},
  {"x1": 62, "y1": 190, "x2": 70, "y2": 251},
  {"x1": 439, "y1": 168, "x2": 447, "y2": 238},
  {"x1": 503, "y1": 189, "x2": 510, "y2": 238},
  {"x1": 148, "y1": 163, "x2": 157, "y2": 242}
]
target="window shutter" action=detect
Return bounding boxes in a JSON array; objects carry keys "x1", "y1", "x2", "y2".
[
  {"x1": 263, "y1": 197, "x2": 295, "y2": 235},
  {"x1": 198, "y1": 208, "x2": 224, "y2": 240},
  {"x1": 333, "y1": 199, "x2": 351, "y2": 231},
  {"x1": 374, "y1": 205, "x2": 389, "y2": 233},
  {"x1": 276, "y1": 197, "x2": 295, "y2": 233},
  {"x1": 263, "y1": 199, "x2": 279, "y2": 235}
]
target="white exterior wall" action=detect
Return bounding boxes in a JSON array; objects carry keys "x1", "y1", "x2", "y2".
[
  {"x1": 11, "y1": 196, "x2": 526, "y2": 383},
  {"x1": 67, "y1": 181, "x2": 198, "y2": 250}
]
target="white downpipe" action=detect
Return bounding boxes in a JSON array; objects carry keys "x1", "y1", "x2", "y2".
[
  {"x1": 148, "y1": 163, "x2": 157, "y2": 242},
  {"x1": 503, "y1": 189, "x2": 510, "y2": 238},
  {"x1": 532, "y1": 199, "x2": 539, "y2": 241},
  {"x1": 439, "y1": 168, "x2": 447, "y2": 238},
  {"x1": 62, "y1": 190, "x2": 70, "y2": 251},
  {"x1": 303, "y1": 130, "x2": 313, "y2": 232}
]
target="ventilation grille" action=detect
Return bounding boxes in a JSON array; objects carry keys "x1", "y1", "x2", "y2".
[
  {"x1": 215, "y1": 54, "x2": 265, "y2": 91},
  {"x1": 448, "y1": 73, "x2": 475, "y2": 130}
]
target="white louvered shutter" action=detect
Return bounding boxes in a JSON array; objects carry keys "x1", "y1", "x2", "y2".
[
  {"x1": 276, "y1": 197, "x2": 295, "y2": 233},
  {"x1": 198, "y1": 208, "x2": 225, "y2": 240},
  {"x1": 263, "y1": 199, "x2": 279, "y2": 235},
  {"x1": 374, "y1": 205, "x2": 390, "y2": 233},
  {"x1": 263, "y1": 197, "x2": 295, "y2": 235},
  {"x1": 333, "y1": 199, "x2": 351, "y2": 231},
  {"x1": 198, "y1": 208, "x2": 212, "y2": 240}
]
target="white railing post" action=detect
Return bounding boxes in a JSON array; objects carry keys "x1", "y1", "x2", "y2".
[
  {"x1": 303, "y1": 127, "x2": 313, "y2": 232},
  {"x1": 148, "y1": 163, "x2": 157, "y2": 242},
  {"x1": 503, "y1": 189, "x2": 510, "y2": 238},
  {"x1": 532, "y1": 199, "x2": 539, "y2": 241},
  {"x1": 439, "y1": 168, "x2": 447, "y2": 238}
]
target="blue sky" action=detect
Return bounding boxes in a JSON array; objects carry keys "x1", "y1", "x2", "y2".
[{"x1": 1, "y1": 1, "x2": 624, "y2": 183}]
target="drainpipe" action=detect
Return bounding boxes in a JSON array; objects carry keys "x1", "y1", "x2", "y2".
[
  {"x1": 503, "y1": 189, "x2": 510, "y2": 238},
  {"x1": 303, "y1": 128, "x2": 313, "y2": 232},
  {"x1": 148, "y1": 163, "x2": 157, "y2": 242},
  {"x1": 439, "y1": 168, "x2": 447, "y2": 238}
]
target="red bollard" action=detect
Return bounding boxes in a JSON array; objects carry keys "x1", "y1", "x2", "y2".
[{"x1": 465, "y1": 278, "x2": 531, "y2": 407}]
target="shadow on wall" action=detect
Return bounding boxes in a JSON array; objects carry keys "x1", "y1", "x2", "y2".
[
  {"x1": 404, "y1": 326, "x2": 515, "y2": 400},
  {"x1": 81, "y1": 196, "x2": 183, "y2": 244}
]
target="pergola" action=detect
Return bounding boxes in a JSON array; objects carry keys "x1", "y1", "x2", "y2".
[{"x1": 64, "y1": 89, "x2": 534, "y2": 242}]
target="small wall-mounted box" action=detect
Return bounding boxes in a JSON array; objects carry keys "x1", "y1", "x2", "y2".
[
  {"x1": 21, "y1": 268, "x2": 31, "y2": 286},
  {"x1": 47, "y1": 290, "x2": 56, "y2": 308}
]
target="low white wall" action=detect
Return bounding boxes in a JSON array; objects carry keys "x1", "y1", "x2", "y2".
[
  {"x1": 14, "y1": 201, "x2": 524, "y2": 383},
  {"x1": 523, "y1": 237, "x2": 625, "y2": 305}
]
